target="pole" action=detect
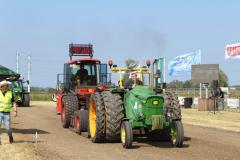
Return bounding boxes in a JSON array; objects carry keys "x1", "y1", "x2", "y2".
[
  {"x1": 199, "y1": 49, "x2": 202, "y2": 64},
  {"x1": 163, "y1": 58, "x2": 166, "y2": 83},
  {"x1": 200, "y1": 83, "x2": 202, "y2": 99},
  {"x1": 27, "y1": 55, "x2": 31, "y2": 93},
  {"x1": 205, "y1": 86, "x2": 208, "y2": 99},
  {"x1": 16, "y1": 52, "x2": 19, "y2": 73}
]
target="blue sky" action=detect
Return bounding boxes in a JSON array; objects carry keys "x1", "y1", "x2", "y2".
[{"x1": 0, "y1": 0, "x2": 239, "y2": 87}]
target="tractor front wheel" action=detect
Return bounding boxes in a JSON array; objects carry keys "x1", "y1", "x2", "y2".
[
  {"x1": 88, "y1": 93, "x2": 105, "y2": 143},
  {"x1": 120, "y1": 121, "x2": 133, "y2": 149},
  {"x1": 170, "y1": 120, "x2": 184, "y2": 147},
  {"x1": 74, "y1": 110, "x2": 88, "y2": 134},
  {"x1": 23, "y1": 93, "x2": 30, "y2": 107}
]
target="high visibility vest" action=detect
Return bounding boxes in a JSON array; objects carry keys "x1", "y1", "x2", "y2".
[{"x1": 0, "y1": 90, "x2": 13, "y2": 112}]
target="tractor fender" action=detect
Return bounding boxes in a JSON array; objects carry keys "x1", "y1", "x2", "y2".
[{"x1": 56, "y1": 94, "x2": 65, "y2": 114}]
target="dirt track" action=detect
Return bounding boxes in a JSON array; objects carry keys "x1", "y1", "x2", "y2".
[{"x1": 10, "y1": 101, "x2": 240, "y2": 160}]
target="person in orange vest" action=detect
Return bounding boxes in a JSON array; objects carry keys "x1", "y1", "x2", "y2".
[{"x1": 0, "y1": 80, "x2": 17, "y2": 144}]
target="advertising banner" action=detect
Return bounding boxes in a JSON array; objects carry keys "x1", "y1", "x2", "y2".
[{"x1": 225, "y1": 43, "x2": 240, "y2": 59}]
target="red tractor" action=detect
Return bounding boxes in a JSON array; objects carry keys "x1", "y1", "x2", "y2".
[{"x1": 56, "y1": 44, "x2": 108, "y2": 134}]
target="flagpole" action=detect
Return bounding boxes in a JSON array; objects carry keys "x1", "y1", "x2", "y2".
[
  {"x1": 163, "y1": 58, "x2": 166, "y2": 82},
  {"x1": 199, "y1": 49, "x2": 202, "y2": 64},
  {"x1": 199, "y1": 49, "x2": 202, "y2": 99}
]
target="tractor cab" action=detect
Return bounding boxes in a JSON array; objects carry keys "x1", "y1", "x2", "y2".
[
  {"x1": 64, "y1": 58, "x2": 100, "y2": 90},
  {"x1": 57, "y1": 44, "x2": 108, "y2": 94},
  {"x1": 55, "y1": 44, "x2": 109, "y2": 114}
]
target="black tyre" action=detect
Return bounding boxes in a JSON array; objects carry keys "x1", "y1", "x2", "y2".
[
  {"x1": 79, "y1": 110, "x2": 88, "y2": 132},
  {"x1": 74, "y1": 110, "x2": 88, "y2": 134},
  {"x1": 23, "y1": 93, "x2": 30, "y2": 107},
  {"x1": 170, "y1": 120, "x2": 184, "y2": 147},
  {"x1": 102, "y1": 91, "x2": 124, "y2": 142},
  {"x1": 121, "y1": 121, "x2": 133, "y2": 149},
  {"x1": 164, "y1": 93, "x2": 181, "y2": 120},
  {"x1": 61, "y1": 95, "x2": 79, "y2": 128},
  {"x1": 88, "y1": 93, "x2": 105, "y2": 143}
]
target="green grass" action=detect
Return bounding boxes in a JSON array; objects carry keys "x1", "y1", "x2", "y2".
[{"x1": 30, "y1": 92, "x2": 53, "y2": 101}]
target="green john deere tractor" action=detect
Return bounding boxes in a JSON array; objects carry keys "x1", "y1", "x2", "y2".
[
  {"x1": 0, "y1": 65, "x2": 30, "y2": 107},
  {"x1": 88, "y1": 59, "x2": 183, "y2": 148}
]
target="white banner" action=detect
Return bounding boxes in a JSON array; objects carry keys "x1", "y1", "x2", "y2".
[
  {"x1": 193, "y1": 97, "x2": 199, "y2": 105},
  {"x1": 178, "y1": 97, "x2": 185, "y2": 106},
  {"x1": 227, "y1": 98, "x2": 239, "y2": 108},
  {"x1": 225, "y1": 43, "x2": 240, "y2": 59}
]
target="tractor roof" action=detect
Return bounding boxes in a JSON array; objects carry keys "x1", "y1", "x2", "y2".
[
  {"x1": 67, "y1": 58, "x2": 100, "y2": 64},
  {"x1": 0, "y1": 65, "x2": 20, "y2": 81}
]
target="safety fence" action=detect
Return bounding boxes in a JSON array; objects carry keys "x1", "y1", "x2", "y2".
[{"x1": 167, "y1": 87, "x2": 240, "y2": 112}]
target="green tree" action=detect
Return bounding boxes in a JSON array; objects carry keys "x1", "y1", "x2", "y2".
[
  {"x1": 125, "y1": 59, "x2": 139, "y2": 68},
  {"x1": 167, "y1": 80, "x2": 184, "y2": 88},
  {"x1": 219, "y1": 69, "x2": 229, "y2": 87},
  {"x1": 183, "y1": 80, "x2": 192, "y2": 88}
]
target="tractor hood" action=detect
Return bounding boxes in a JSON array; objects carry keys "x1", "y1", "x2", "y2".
[
  {"x1": 130, "y1": 86, "x2": 158, "y2": 101},
  {"x1": 0, "y1": 65, "x2": 20, "y2": 81}
]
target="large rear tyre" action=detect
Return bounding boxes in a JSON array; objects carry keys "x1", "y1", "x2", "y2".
[
  {"x1": 121, "y1": 121, "x2": 133, "y2": 149},
  {"x1": 170, "y1": 120, "x2": 184, "y2": 147},
  {"x1": 23, "y1": 93, "x2": 30, "y2": 107},
  {"x1": 88, "y1": 93, "x2": 105, "y2": 143},
  {"x1": 102, "y1": 91, "x2": 124, "y2": 142},
  {"x1": 61, "y1": 95, "x2": 79, "y2": 128},
  {"x1": 164, "y1": 93, "x2": 181, "y2": 120}
]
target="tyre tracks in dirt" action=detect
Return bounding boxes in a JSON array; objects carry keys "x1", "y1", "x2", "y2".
[{"x1": 11, "y1": 101, "x2": 240, "y2": 160}]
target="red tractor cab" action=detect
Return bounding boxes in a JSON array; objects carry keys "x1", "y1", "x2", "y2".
[{"x1": 56, "y1": 44, "x2": 108, "y2": 133}]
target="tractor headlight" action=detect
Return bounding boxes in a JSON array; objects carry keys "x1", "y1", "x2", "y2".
[{"x1": 152, "y1": 100, "x2": 159, "y2": 105}]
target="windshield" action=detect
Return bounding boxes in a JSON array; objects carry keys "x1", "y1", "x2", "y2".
[
  {"x1": 9, "y1": 80, "x2": 23, "y2": 91},
  {"x1": 121, "y1": 72, "x2": 150, "y2": 88},
  {"x1": 69, "y1": 62, "x2": 99, "y2": 87}
]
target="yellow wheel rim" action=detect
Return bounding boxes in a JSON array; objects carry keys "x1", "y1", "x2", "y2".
[
  {"x1": 121, "y1": 125, "x2": 126, "y2": 144},
  {"x1": 89, "y1": 97, "x2": 97, "y2": 138}
]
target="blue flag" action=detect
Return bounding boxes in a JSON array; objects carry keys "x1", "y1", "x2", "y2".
[{"x1": 168, "y1": 50, "x2": 201, "y2": 76}]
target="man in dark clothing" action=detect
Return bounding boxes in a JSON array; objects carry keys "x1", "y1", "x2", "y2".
[
  {"x1": 219, "y1": 88, "x2": 224, "y2": 99},
  {"x1": 75, "y1": 64, "x2": 88, "y2": 86},
  {"x1": 217, "y1": 88, "x2": 224, "y2": 110}
]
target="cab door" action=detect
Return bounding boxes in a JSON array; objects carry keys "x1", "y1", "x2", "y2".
[{"x1": 99, "y1": 64, "x2": 108, "y2": 84}]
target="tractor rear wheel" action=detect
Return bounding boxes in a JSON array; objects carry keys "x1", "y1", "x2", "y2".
[
  {"x1": 61, "y1": 95, "x2": 79, "y2": 128},
  {"x1": 23, "y1": 93, "x2": 30, "y2": 107},
  {"x1": 102, "y1": 91, "x2": 124, "y2": 142},
  {"x1": 121, "y1": 121, "x2": 133, "y2": 149},
  {"x1": 164, "y1": 93, "x2": 181, "y2": 120},
  {"x1": 88, "y1": 93, "x2": 105, "y2": 143},
  {"x1": 170, "y1": 120, "x2": 184, "y2": 147}
]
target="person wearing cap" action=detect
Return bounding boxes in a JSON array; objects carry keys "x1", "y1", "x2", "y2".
[{"x1": 0, "y1": 80, "x2": 17, "y2": 144}]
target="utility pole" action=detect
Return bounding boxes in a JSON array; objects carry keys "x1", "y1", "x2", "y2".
[
  {"x1": 27, "y1": 55, "x2": 31, "y2": 92},
  {"x1": 16, "y1": 52, "x2": 20, "y2": 73}
]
